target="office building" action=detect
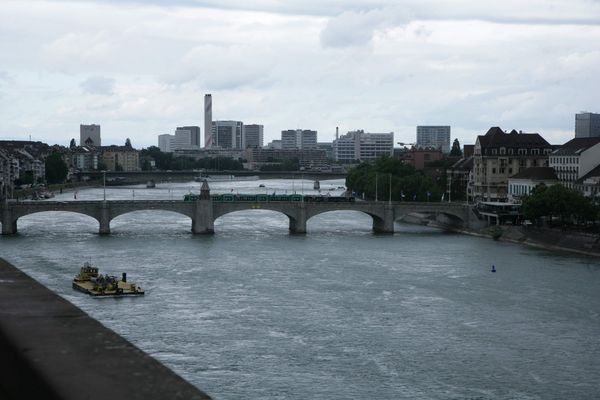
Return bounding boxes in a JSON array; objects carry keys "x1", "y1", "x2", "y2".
[
  {"x1": 281, "y1": 129, "x2": 317, "y2": 150},
  {"x1": 80, "y1": 124, "x2": 101, "y2": 147},
  {"x1": 204, "y1": 94, "x2": 213, "y2": 148},
  {"x1": 177, "y1": 126, "x2": 201, "y2": 147},
  {"x1": 242, "y1": 124, "x2": 264, "y2": 149},
  {"x1": 575, "y1": 112, "x2": 600, "y2": 138},
  {"x1": 416, "y1": 126, "x2": 451, "y2": 153},
  {"x1": 333, "y1": 130, "x2": 394, "y2": 162},
  {"x1": 158, "y1": 127, "x2": 201, "y2": 153},
  {"x1": 212, "y1": 121, "x2": 243, "y2": 149}
]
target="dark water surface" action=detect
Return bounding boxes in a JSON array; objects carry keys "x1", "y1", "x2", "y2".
[{"x1": 1, "y1": 179, "x2": 599, "y2": 399}]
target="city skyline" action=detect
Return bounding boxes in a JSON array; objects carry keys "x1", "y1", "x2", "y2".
[{"x1": 1, "y1": 1, "x2": 599, "y2": 147}]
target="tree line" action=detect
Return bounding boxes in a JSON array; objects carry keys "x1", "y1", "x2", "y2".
[
  {"x1": 522, "y1": 184, "x2": 599, "y2": 228},
  {"x1": 345, "y1": 156, "x2": 445, "y2": 201}
]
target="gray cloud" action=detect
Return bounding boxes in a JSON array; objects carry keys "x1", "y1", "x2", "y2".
[{"x1": 80, "y1": 76, "x2": 116, "y2": 95}]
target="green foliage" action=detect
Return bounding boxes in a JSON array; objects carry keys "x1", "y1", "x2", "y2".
[
  {"x1": 345, "y1": 156, "x2": 444, "y2": 201},
  {"x1": 449, "y1": 138, "x2": 462, "y2": 157},
  {"x1": 45, "y1": 152, "x2": 68, "y2": 184},
  {"x1": 522, "y1": 183, "x2": 599, "y2": 226}
]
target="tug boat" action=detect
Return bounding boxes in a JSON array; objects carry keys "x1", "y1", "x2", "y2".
[{"x1": 73, "y1": 262, "x2": 144, "y2": 297}]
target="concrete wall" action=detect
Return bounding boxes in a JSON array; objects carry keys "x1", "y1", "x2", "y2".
[{"x1": 0, "y1": 258, "x2": 211, "y2": 400}]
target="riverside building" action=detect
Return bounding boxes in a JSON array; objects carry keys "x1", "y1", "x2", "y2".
[
  {"x1": 549, "y1": 137, "x2": 600, "y2": 191},
  {"x1": 472, "y1": 127, "x2": 552, "y2": 202},
  {"x1": 333, "y1": 130, "x2": 394, "y2": 163}
]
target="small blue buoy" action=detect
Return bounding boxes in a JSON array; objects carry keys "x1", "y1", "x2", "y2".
[{"x1": 491, "y1": 265, "x2": 496, "y2": 273}]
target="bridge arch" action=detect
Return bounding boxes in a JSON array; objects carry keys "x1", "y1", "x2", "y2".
[
  {"x1": 306, "y1": 209, "x2": 386, "y2": 233},
  {"x1": 213, "y1": 203, "x2": 304, "y2": 234},
  {"x1": 110, "y1": 209, "x2": 194, "y2": 233},
  {"x1": 4, "y1": 210, "x2": 100, "y2": 235},
  {"x1": 213, "y1": 208, "x2": 291, "y2": 233}
]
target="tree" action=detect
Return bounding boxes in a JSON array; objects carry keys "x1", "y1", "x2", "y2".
[
  {"x1": 45, "y1": 152, "x2": 68, "y2": 184},
  {"x1": 125, "y1": 138, "x2": 132, "y2": 148},
  {"x1": 69, "y1": 138, "x2": 76, "y2": 148},
  {"x1": 522, "y1": 183, "x2": 597, "y2": 227},
  {"x1": 449, "y1": 139, "x2": 462, "y2": 157},
  {"x1": 345, "y1": 156, "x2": 444, "y2": 201}
]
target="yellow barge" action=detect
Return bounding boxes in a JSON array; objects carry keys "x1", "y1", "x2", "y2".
[{"x1": 73, "y1": 262, "x2": 144, "y2": 297}]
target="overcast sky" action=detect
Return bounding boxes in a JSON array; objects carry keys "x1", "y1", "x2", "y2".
[{"x1": 1, "y1": 0, "x2": 599, "y2": 148}]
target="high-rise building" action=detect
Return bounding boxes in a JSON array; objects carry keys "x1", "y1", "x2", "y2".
[
  {"x1": 333, "y1": 130, "x2": 394, "y2": 162},
  {"x1": 158, "y1": 134, "x2": 172, "y2": 153},
  {"x1": 177, "y1": 126, "x2": 201, "y2": 147},
  {"x1": 204, "y1": 94, "x2": 213, "y2": 148},
  {"x1": 212, "y1": 121, "x2": 243, "y2": 149},
  {"x1": 80, "y1": 124, "x2": 101, "y2": 147},
  {"x1": 416, "y1": 126, "x2": 450, "y2": 153},
  {"x1": 281, "y1": 129, "x2": 317, "y2": 150},
  {"x1": 157, "y1": 127, "x2": 201, "y2": 153},
  {"x1": 242, "y1": 124, "x2": 264, "y2": 149},
  {"x1": 575, "y1": 112, "x2": 600, "y2": 138}
]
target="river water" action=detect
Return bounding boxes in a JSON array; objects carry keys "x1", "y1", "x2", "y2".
[{"x1": 1, "y1": 179, "x2": 599, "y2": 399}]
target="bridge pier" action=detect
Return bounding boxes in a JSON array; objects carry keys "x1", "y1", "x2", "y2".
[
  {"x1": 2, "y1": 207, "x2": 17, "y2": 235},
  {"x1": 99, "y1": 202, "x2": 110, "y2": 234},
  {"x1": 372, "y1": 205, "x2": 394, "y2": 234},
  {"x1": 289, "y1": 203, "x2": 307, "y2": 234},
  {"x1": 192, "y1": 200, "x2": 214, "y2": 234}
]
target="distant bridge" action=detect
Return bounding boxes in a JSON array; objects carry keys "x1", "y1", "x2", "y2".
[{"x1": 0, "y1": 199, "x2": 477, "y2": 235}]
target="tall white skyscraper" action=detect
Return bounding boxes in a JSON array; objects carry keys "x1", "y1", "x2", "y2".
[
  {"x1": 416, "y1": 126, "x2": 451, "y2": 153},
  {"x1": 204, "y1": 94, "x2": 213, "y2": 148}
]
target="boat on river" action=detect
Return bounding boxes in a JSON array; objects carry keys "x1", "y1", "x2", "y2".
[{"x1": 73, "y1": 262, "x2": 144, "y2": 297}]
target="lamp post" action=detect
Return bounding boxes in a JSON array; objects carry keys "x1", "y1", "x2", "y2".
[
  {"x1": 375, "y1": 172, "x2": 378, "y2": 202},
  {"x1": 388, "y1": 173, "x2": 392, "y2": 206},
  {"x1": 102, "y1": 170, "x2": 106, "y2": 201}
]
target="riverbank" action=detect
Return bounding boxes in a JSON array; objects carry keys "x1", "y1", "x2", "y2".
[
  {"x1": 456, "y1": 225, "x2": 600, "y2": 257},
  {"x1": 0, "y1": 258, "x2": 211, "y2": 400}
]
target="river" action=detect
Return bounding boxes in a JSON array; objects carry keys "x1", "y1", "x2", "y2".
[{"x1": 1, "y1": 179, "x2": 599, "y2": 399}]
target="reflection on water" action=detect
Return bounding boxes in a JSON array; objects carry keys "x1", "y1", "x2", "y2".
[{"x1": 2, "y1": 179, "x2": 600, "y2": 399}]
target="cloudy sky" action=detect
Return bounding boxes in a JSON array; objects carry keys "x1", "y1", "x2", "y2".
[{"x1": 1, "y1": 0, "x2": 599, "y2": 148}]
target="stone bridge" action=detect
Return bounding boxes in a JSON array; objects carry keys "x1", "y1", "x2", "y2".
[{"x1": 0, "y1": 199, "x2": 476, "y2": 235}]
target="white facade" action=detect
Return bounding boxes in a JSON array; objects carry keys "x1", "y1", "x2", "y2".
[
  {"x1": 333, "y1": 130, "x2": 394, "y2": 162},
  {"x1": 416, "y1": 126, "x2": 450, "y2": 153},
  {"x1": 158, "y1": 134, "x2": 172, "y2": 152},
  {"x1": 158, "y1": 128, "x2": 201, "y2": 153},
  {"x1": 549, "y1": 140, "x2": 600, "y2": 190}
]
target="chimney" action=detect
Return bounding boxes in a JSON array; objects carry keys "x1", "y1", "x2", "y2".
[{"x1": 336, "y1": 126, "x2": 339, "y2": 140}]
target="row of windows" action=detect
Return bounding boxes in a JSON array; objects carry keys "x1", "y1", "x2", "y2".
[
  {"x1": 486, "y1": 148, "x2": 551, "y2": 156},
  {"x1": 550, "y1": 156, "x2": 578, "y2": 165}
]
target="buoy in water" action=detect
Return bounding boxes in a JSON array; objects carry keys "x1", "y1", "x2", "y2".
[{"x1": 491, "y1": 265, "x2": 496, "y2": 273}]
